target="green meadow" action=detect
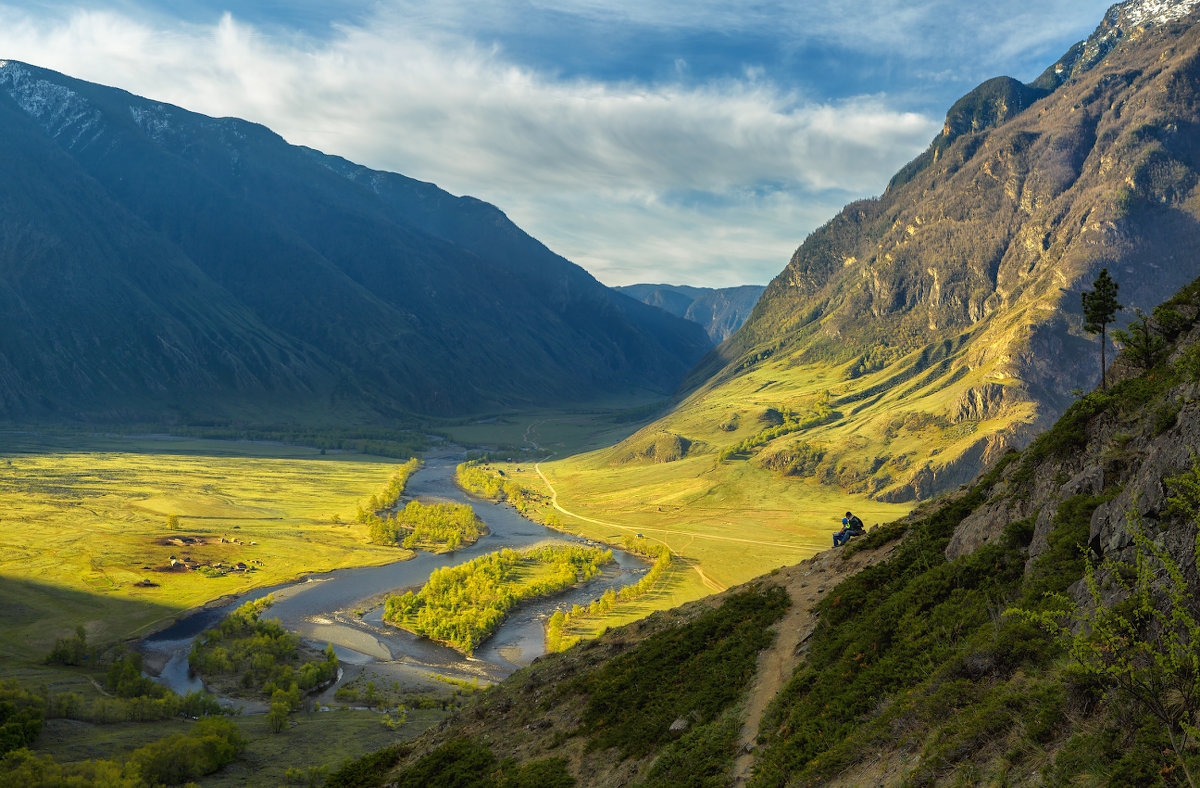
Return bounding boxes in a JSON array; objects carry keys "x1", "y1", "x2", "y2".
[
  {"x1": 471, "y1": 331, "x2": 1040, "y2": 600},
  {"x1": 0, "y1": 432, "x2": 410, "y2": 663}
]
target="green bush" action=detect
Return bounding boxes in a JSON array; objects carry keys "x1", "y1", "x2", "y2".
[
  {"x1": 389, "y1": 739, "x2": 575, "y2": 788},
  {"x1": 324, "y1": 744, "x2": 409, "y2": 788},
  {"x1": 126, "y1": 717, "x2": 245, "y2": 784},
  {"x1": 0, "y1": 681, "x2": 45, "y2": 756},
  {"x1": 576, "y1": 587, "x2": 788, "y2": 758}
]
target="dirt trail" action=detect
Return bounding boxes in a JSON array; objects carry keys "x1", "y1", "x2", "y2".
[
  {"x1": 534, "y1": 462, "x2": 807, "y2": 557},
  {"x1": 534, "y1": 463, "x2": 728, "y2": 592},
  {"x1": 730, "y1": 541, "x2": 899, "y2": 786}
]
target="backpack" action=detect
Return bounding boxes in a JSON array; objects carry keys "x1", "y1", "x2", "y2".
[{"x1": 847, "y1": 515, "x2": 865, "y2": 534}]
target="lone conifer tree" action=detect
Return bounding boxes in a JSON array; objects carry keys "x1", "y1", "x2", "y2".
[{"x1": 1081, "y1": 268, "x2": 1122, "y2": 389}]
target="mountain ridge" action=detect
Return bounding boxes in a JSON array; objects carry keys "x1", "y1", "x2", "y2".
[
  {"x1": 614, "y1": 283, "x2": 766, "y2": 343},
  {"x1": 626, "y1": 0, "x2": 1200, "y2": 505},
  {"x1": 0, "y1": 60, "x2": 712, "y2": 421}
]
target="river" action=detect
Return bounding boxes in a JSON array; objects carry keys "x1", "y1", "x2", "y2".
[{"x1": 140, "y1": 448, "x2": 648, "y2": 703}]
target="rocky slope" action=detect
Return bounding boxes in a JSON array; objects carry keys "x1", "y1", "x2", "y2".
[
  {"x1": 328, "y1": 270, "x2": 1200, "y2": 788},
  {"x1": 0, "y1": 62, "x2": 711, "y2": 422},
  {"x1": 614, "y1": 284, "x2": 766, "y2": 343},
  {"x1": 649, "y1": 0, "x2": 1200, "y2": 503}
]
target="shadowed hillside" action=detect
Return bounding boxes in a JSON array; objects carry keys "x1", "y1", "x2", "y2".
[{"x1": 0, "y1": 61, "x2": 711, "y2": 422}]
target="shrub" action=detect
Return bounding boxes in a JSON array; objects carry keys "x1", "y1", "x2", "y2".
[{"x1": 126, "y1": 717, "x2": 245, "y2": 784}]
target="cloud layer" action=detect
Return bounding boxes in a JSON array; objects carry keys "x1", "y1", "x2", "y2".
[{"x1": 0, "y1": 2, "x2": 1106, "y2": 285}]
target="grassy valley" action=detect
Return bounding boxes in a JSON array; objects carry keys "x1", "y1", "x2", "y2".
[
  {"x1": 328, "y1": 271, "x2": 1200, "y2": 786},
  {"x1": 0, "y1": 433, "x2": 416, "y2": 662}
]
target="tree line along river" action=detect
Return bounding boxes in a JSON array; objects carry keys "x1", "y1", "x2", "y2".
[{"x1": 139, "y1": 448, "x2": 649, "y2": 705}]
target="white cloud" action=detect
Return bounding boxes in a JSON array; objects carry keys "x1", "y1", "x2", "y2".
[{"x1": 0, "y1": 4, "x2": 942, "y2": 285}]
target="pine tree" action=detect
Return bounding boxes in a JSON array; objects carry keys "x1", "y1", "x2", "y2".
[
  {"x1": 1114, "y1": 308, "x2": 1166, "y2": 370},
  {"x1": 1081, "y1": 268, "x2": 1122, "y2": 389}
]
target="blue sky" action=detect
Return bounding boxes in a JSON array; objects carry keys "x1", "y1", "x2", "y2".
[{"x1": 0, "y1": 1, "x2": 1114, "y2": 286}]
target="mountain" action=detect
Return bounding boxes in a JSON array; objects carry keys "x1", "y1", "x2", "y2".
[
  {"x1": 326, "y1": 255, "x2": 1200, "y2": 787},
  {"x1": 614, "y1": 283, "x2": 766, "y2": 343},
  {"x1": 609, "y1": 0, "x2": 1200, "y2": 504},
  {"x1": 0, "y1": 61, "x2": 711, "y2": 422}
]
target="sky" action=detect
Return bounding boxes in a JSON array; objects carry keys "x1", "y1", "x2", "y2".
[{"x1": 0, "y1": 1, "x2": 1115, "y2": 286}]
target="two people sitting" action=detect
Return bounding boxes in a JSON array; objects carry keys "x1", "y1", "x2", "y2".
[{"x1": 833, "y1": 511, "x2": 865, "y2": 546}]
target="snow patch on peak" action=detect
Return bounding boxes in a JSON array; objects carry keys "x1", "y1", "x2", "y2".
[
  {"x1": 1111, "y1": 0, "x2": 1200, "y2": 29},
  {"x1": 0, "y1": 64, "x2": 106, "y2": 152},
  {"x1": 129, "y1": 104, "x2": 174, "y2": 144}
]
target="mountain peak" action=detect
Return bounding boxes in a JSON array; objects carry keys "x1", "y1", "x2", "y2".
[{"x1": 1109, "y1": 0, "x2": 1200, "y2": 29}]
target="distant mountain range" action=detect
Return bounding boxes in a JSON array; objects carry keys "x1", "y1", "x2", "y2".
[
  {"x1": 0, "y1": 61, "x2": 711, "y2": 422},
  {"x1": 614, "y1": 284, "x2": 765, "y2": 343}
]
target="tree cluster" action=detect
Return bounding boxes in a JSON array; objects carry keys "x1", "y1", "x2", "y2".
[
  {"x1": 719, "y1": 398, "x2": 841, "y2": 462},
  {"x1": 189, "y1": 595, "x2": 338, "y2": 708},
  {"x1": 354, "y1": 458, "x2": 422, "y2": 522},
  {"x1": 366, "y1": 499, "x2": 484, "y2": 552},
  {"x1": 1, "y1": 716, "x2": 244, "y2": 787},
  {"x1": 384, "y1": 546, "x2": 611, "y2": 654},
  {"x1": 455, "y1": 462, "x2": 543, "y2": 519},
  {"x1": 545, "y1": 536, "x2": 673, "y2": 652}
]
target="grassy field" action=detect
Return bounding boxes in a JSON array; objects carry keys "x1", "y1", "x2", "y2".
[
  {"x1": 462, "y1": 336, "x2": 1041, "y2": 599},
  {"x1": 441, "y1": 366, "x2": 934, "y2": 600},
  {"x1": 0, "y1": 432, "x2": 412, "y2": 663}
]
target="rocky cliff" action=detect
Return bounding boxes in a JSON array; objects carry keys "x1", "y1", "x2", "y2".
[{"x1": 670, "y1": 0, "x2": 1200, "y2": 502}]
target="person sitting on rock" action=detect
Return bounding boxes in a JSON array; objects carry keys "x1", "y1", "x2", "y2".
[{"x1": 833, "y1": 511, "x2": 865, "y2": 546}]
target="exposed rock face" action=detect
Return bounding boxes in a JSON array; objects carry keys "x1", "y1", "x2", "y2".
[
  {"x1": 682, "y1": 0, "x2": 1200, "y2": 500},
  {"x1": 946, "y1": 313, "x2": 1200, "y2": 564},
  {"x1": 950, "y1": 383, "x2": 1013, "y2": 423}
]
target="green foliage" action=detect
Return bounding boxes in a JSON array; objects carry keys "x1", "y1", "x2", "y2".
[
  {"x1": 384, "y1": 546, "x2": 612, "y2": 653},
  {"x1": 106, "y1": 652, "x2": 168, "y2": 700},
  {"x1": 719, "y1": 399, "x2": 841, "y2": 461},
  {"x1": 1047, "y1": 715, "x2": 1184, "y2": 786},
  {"x1": 126, "y1": 717, "x2": 245, "y2": 785},
  {"x1": 1115, "y1": 308, "x2": 1168, "y2": 370},
  {"x1": 1081, "y1": 267, "x2": 1122, "y2": 388},
  {"x1": 367, "y1": 500, "x2": 484, "y2": 552},
  {"x1": 1015, "y1": 494, "x2": 1110, "y2": 606},
  {"x1": 750, "y1": 450, "x2": 1050, "y2": 785},
  {"x1": 390, "y1": 739, "x2": 575, "y2": 788},
  {"x1": 455, "y1": 462, "x2": 545, "y2": 519},
  {"x1": 546, "y1": 537, "x2": 674, "y2": 652},
  {"x1": 0, "y1": 680, "x2": 45, "y2": 756},
  {"x1": 45, "y1": 625, "x2": 96, "y2": 666},
  {"x1": 44, "y1": 686, "x2": 222, "y2": 726},
  {"x1": 324, "y1": 744, "x2": 409, "y2": 788},
  {"x1": 189, "y1": 595, "x2": 337, "y2": 703},
  {"x1": 0, "y1": 748, "x2": 137, "y2": 787},
  {"x1": 354, "y1": 459, "x2": 422, "y2": 523},
  {"x1": 1010, "y1": 461, "x2": 1200, "y2": 786},
  {"x1": 1, "y1": 716, "x2": 245, "y2": 787},
  {"x1": 758, "y1": 440, "x2": 825, "y2": 478},
  {"x1": 640, "y1": 710, "x2": 742, "y2": 788},
  {"x1": 575, "y1": 587, "x2": 788, "y2": 758}
]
